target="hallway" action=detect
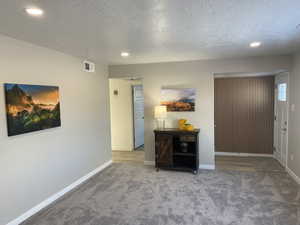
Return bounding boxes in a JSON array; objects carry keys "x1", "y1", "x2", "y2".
[{"x1": 112, "y1": 151, "x2": 144, "y2": 164}]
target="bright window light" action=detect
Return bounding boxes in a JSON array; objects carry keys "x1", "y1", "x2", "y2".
[{"x1": 278, "y1": 83, "x2": 287, "y2": 101}]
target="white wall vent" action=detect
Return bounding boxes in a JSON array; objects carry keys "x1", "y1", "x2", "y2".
[{"x1": 83, "y1": 60, "x2": 95, "y2": 73}]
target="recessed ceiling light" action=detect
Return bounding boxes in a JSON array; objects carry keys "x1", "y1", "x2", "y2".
[
  {"x1": 250, "y1": 42, "x2": 261, "y2": 48},
  {"x1": 25, "y1": 8, "x2": 44, "y2": 16},
  {"x1": 121, "y1": 52, "x2": 130, "y2": 57}
]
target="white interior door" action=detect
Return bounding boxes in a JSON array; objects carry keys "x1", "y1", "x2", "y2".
[
  {"x1": 274, "y1": 73, "x2": 289, "y2": 167},
  {"x1": 133, "y1": 85, "x2": 144, "y2": 149}
]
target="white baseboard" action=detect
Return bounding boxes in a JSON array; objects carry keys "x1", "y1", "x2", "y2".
[
  {"x1": 144, "y1": 161, "x2": 155, "y2": 166},
  {"x1": 6, "y1": 160, "x2": 112, "y2": 225},
  {"x1": 286, "y1": 167, "x2": 300, "y2": 185},
  {"x1": 215, "y1": 152, "x2": 274, "y2": 157},
  {"x1": 199, "y1": 164, "x2": 215, "y2": 170}
]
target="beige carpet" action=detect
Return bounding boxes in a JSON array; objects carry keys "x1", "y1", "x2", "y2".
[{"x1": 22, "y1": 157, "x2": 300, "y2": 225}]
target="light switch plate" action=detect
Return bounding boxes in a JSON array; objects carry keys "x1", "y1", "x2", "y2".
[{"x1": 291, "y1": 104, "x2": 296, "y2": 112}]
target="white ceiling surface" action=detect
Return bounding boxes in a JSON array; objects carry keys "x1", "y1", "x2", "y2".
[{"x1": 0, "y1": 0, "x2": 300, "y2": 65}]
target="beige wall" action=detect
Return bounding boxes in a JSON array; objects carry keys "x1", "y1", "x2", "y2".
[
  {"x1": 0, "y1": 35, "x2": 111, "y2": 224},
  {"x1": 109, "y1": 79, "x2": 142, "y2": 151},
  {"x1": 109, "y1": 55, "x2": 292, "y2": 167},
  {"x1": 288, "y1": 53, "x2": 300, "y2": 178}
]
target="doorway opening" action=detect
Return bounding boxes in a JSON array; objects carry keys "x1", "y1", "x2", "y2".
[
  {"x1": 214, "y1": 72, "x2": 289, "y2": 171},
  {"x1": 109, "y1": 78, "x2": 145, "y2": 164}
]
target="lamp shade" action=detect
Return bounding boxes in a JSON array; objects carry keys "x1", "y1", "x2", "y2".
[{"x1": 155, "y1": 106, "x2": 167, "y2": 119}]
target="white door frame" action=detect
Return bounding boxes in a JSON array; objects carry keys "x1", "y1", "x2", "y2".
[{"x1": 274, "y1": 72, "x2": 289, "y2": 168}]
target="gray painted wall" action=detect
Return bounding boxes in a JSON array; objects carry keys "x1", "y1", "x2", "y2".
[
  {"x1": 288, "y1": 53, "x2": 300, "y2": 178},
  {"x1": 109, "y1": 56, "x2": 292, "y2": 167},
  {"x1": 0, "y1": 35, "x2": 111, "y2": 225}
]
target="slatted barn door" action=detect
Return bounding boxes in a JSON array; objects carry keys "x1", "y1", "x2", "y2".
[
  {"x1": 155, "y1": 134, "x2": 173, "y2": 167},
  {"x1": 215, "y1": 76, "x2": 275, "y2": 154}
]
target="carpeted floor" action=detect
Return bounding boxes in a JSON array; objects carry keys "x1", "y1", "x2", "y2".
[{"x1": 22, "y1": 159, "x2": 300, "y2": 225}]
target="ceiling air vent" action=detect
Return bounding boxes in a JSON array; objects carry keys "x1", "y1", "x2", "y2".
[{"x1": 83, "y1": 60, "x2": 95, "y2": 73}]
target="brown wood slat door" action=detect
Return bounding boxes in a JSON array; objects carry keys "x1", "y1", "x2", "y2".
[
  {"x1": 215, "y1": 76, "x2": 274, "y2": 154},
  {"x1": 214, "y1": 78, "x2": 234, "y2": 153},
  {"x1": 156, "y1": 134, "x2": 173, "y2": 166}
]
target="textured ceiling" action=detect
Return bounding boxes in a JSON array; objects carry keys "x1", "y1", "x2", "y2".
[{"x1": 0, "y1": 0, "x2": 300, "y2": 65}]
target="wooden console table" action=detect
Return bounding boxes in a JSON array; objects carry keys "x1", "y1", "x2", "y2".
[{"x1": 154, "y1": 128, "x2": 199, "y2": 174}]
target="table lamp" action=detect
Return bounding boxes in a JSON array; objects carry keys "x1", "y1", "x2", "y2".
[{"x1": 155, "y1": 105, "x2": 167, "y2": 129}]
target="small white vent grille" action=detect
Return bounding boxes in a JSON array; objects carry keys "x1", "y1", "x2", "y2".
[{"x1": 83, "y1": 60, "x2": 95, "y2": 73}]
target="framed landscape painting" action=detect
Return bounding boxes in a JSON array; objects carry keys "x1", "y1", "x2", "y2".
[
  {"x1": 160, "y1": 88, "x2": 196, "y2": 112},
  {"x1": 4, "y1": 83, "x2": 61, "y2": 136}
]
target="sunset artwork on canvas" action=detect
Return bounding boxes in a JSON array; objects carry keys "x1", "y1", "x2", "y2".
[
  {"x1": 160, "y1": 88, "x2": 196, "y2": 112},
  {"x1": 4, "y1": 83, "x2": 61, "y2": 136}
]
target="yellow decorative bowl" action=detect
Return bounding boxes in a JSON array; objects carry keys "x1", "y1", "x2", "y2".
[
  {"x1": 185, "y1": 124, "x2": 194, "y2": 131},
  {"x1": 178, "y1": 119, "x2": 187, "y2": 130}
]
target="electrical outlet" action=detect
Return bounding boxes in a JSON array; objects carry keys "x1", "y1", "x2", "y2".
[{"x1": 290, "y1": 154, "x2": 294, "y2": 161}]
